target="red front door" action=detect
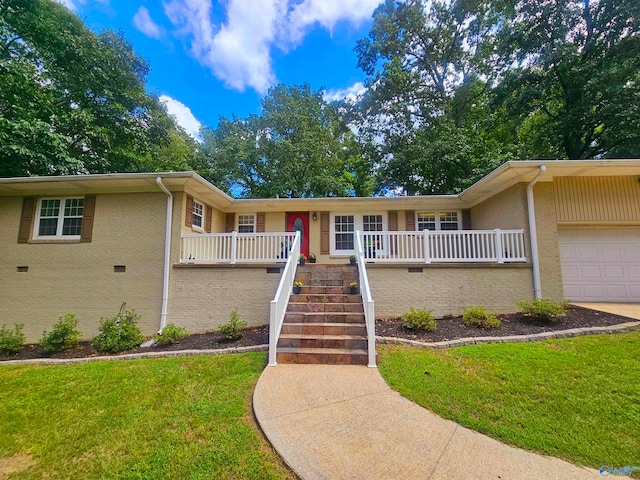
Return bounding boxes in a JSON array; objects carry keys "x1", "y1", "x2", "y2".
[{"x1": 286, "y1": 212, "x2": 310, "y2": 259}]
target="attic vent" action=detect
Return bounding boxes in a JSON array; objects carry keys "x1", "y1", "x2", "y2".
[
  {"x1": 408, "y1": 267, "x2": 423, "y2": 273},
  {"x1": 17, "y1": 266, "x2": 28, "y2": 273},
  {"x1": 114, "y1": 265, "x2": 126, "y2": 273}
]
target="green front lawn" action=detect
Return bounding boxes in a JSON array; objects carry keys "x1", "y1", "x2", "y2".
[
  {"x1": 379, "y1": 332, "x2": 640, "y2": 473},
  {"x1": 0, "y1": 353, "x2": 293, "y2": 479}
]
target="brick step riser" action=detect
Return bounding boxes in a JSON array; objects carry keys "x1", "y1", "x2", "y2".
[
  {"x1": 277, "y1": 352, "x2": 368, "y2": 365},
  {"x1": 296, "y1": 266, "x2": 358, "y2": 273},
  {"x1": 278, "y1": 338, "x2": 368, "y2": 350},
  {"x1": 291, "y1": 294, "x2": 362, "y2": 303},
  {"x1": 284, "y1": 313, "x2": 365, "y2": 324},
  {"x1": 298, "y1": 286, "x2": 355, "y2": 295},
  {"x1": 288, "y1": 304, "x2": 364, "y2": 313},
  {"x1": 281, "y1": 324, "x2": 367, "y2": 336},
  {"x1": 294, "y1": 278, "x2": 358, "y2": 287}
]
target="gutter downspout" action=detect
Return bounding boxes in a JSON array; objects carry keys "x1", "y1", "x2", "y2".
[
  {"x1": 156, "y1": 176, "x2": 172, "y2": 333},
  {"x1": 527, "y1": 165, "x2": 546, "y2": 300}
]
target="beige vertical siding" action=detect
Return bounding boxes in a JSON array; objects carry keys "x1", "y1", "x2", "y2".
[
  {"x1": 554, "y1": 176, "x2": 640, "y2": 223},
  {"x1": 0, "y1": 193, "x2": 167, "y2": 342}
]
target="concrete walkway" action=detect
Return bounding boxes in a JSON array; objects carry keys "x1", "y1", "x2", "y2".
[
  {"x1": 254, "y1": 365, "x2": 608, "y2": 480},
  {"x1": 572, "y1": 302, "x2": 640, "y2": 320}
]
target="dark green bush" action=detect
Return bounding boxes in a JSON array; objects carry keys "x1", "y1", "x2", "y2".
[
  {"x1": 40, "y1": 313, "x2": 82, "y2": 354},
  {"x1": 401, "y1": 307, "x2": 436, "y2": 331},
  {"x1": 462, "y1": 306, "x2": 501, "y2": 329},
  {"x1": 517, "y1": 299, "x2": 566, "y2": 323},
  {"x1": 0, "y1": 323, "x2": 25, "y2": 356},
  {"x1": 92, "y1": 309, "x2": 143, "y2": 353},
  {"x1": 153, "y1": 323, "x2": 189, "y2": 345},
  {"x1": 219, "y1": 308, "x2": 247, "y2": 341}
]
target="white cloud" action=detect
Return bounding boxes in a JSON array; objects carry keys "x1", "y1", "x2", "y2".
[
  {"x1": 54, "y1": 0, "x2": 109, "y2": 11},
  {"x1": 159, "y1": 95, "x2": 202, "y2": 140},
  {"x1": 285, "y1": 0, "x2": 383, "y2": 46},
  {"x1": 163, "y1": 0, "x2": 383, "y2": 94},
  {"x1": 324, "y1": 81, "x2": 367, "y2": 103},
  {"x1": 134, "y1": 7, "x2": 164, "y2": 39},
  {"x1": 54, "y1": 0, "x2": 78, "y2": 10}
]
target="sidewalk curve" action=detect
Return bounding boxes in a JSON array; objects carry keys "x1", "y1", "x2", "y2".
[{"x1": 254, "y1": 364, "x2": 607, "y2": 480}]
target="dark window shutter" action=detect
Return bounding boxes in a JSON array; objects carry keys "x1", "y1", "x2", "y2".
[
  {"x1": 80, "y1": 194, "x2": 96, "y2": 243},
  {"x1": 185, "y1": 195, "x2": 193, "y2": 227},
  {"x1": 320, "y1": 211, "x2": 330, "y2": 254},
  {"x1": 388, "y1": 211, "x2": 398, "y2": 254},
  {"x1": 256, "y1": 212, "x2": 265, "y2": 233},
  {"x1": 405, "y1": 210, "x2": 416, "y2": 231},
  {"x1": 388, "y1": 211, "x2": 398, "y2": 231},
  {"x1": 205, "y1": 205, "x2": 213, "y2": 233},
  {"x1": 461, "y1": 209, "x2": 471, "y2": 230},
  {"x1": 18, "y1": 197, "x2": 36, "y2": 243},
  {"x1": 225, "y1": 213, "x2": 235, "y2": 232}
]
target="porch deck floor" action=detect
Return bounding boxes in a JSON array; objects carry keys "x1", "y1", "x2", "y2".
[{"x1": 253, "y1": 364, "x2": 605, "y2": 480}]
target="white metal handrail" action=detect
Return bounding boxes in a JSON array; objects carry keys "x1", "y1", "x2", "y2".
[
  {"x1": 355, "y1": 231, "x2": 376, "y2": 368},
  {"x1": 268, "y1": 231, "x2": 301, "y2": 367},
  {"x1": 181, "y1": 232, "x2": 296, "y2": 264},
  {"x1": 360, "y1": 229, "x2": 526, "y2": 263}
]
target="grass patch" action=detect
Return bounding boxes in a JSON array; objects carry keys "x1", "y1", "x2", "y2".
[
  {"x1": 0, "y1": 353, "x2": 293, "y2": 479},
  {"x1": 378, "y1": 332, "x2": 640, "y2": 473}
]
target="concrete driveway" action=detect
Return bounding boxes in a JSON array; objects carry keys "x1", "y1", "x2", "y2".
[{"x1": 571, "y1": 302, "x2": 640, "y2": 320}]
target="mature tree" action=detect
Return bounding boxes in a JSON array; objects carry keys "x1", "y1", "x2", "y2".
[
  {"x1": 495, "y1": 0, "x2": 640, "y2": 159},
  {"x1": 353, "y1": 0, "x2": 514, "y2": 194},
  {"x1": 0, "y1": 0, "x2": 193, "y2": 177},
  {"x1": 202, "y1": 84, "x2": 371, "y2": 198}
]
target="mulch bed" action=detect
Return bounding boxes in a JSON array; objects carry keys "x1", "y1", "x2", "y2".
[
  {"x1": 2, "y1": 307, "x2": 636, "y2": 362},
  {"x1": 1, "y1": 326, "x2": 269, "y2": 362},
  {"x1": 376, "y1": 306, "x2": 636, "y2": 343}
]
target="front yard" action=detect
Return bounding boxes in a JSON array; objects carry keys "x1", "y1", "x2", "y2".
[
  {"x1": 0, "y1": 353, "x2": 293, "y2": 479},
  {"x1": 378, "y1": 331, "x2": 640, "y2": 474}
]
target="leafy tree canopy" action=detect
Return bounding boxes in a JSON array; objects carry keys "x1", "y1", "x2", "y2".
[
  {"x1": 202, "y1": 84, "x2": 372, "y2": 198},
  {"x1": 0, "y1": 0, "x2": 197, "y2": 177}
]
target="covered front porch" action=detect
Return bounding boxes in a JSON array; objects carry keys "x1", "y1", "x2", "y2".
[{"x1": 179, "y1": 229, "x2": 527, "y2": 264}]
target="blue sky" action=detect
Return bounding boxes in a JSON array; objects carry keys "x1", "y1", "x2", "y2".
[{"x1": 58, "y1": 0, "x2": 383, "y2": 137}]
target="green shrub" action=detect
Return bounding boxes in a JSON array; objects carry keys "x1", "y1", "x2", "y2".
[
  {"x1": 219, "y1": 308, "x2": 247, "y2": 341},
  {"x1": 153, "y1": 323, "x2": 189, "y2": 345},
  {"x1": 517, "y1": 299, "x2": 566, "y2": 323},
  {"x1": 0, "y1": 323, "x2": 25, "y2": 356},
  {"x1": 462, "y1": 306, "x2": 501, "y2": 329},
  {"x1": 92, "y1": 309, "x2": 144, "y2": 353},
  {"x1": 40, "y1": 313, "x2": 82, "y2": 354},
  {"x1": 402, "y1": 307, "x2": 436, "y2": 331}
]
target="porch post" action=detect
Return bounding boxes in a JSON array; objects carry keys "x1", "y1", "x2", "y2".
[
  {"x1": 423, "y1": 229, "x2": 431, "y2": 263},
  {"x1": 230, "y1": 230, "x2": 237, "y2": 264},
  {"x1": 494, "y1": 228, "x2": 503, "y2": 264}
]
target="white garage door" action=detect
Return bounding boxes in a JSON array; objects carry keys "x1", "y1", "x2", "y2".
[{"x1": 558, "y1": 227, "x2": 640, "y2": 302}]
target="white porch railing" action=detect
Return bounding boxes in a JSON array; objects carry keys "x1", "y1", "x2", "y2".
[
  {"x1": 355, "y1": 232, "x2": 376, "y2": 368},
  {"x1": 359, "y1": 229, "x2": 526, "y2": 263},
  {"x1": 181, "y1": 232, "x2": 296, "y2": 264},
  {"x1": 268, "y1": 231, "x2": 301, "y2": 367}
]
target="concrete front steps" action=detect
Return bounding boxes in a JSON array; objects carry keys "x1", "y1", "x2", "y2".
[{"x1": 277, "y1": 264, "x2": 369, "y2": 365}]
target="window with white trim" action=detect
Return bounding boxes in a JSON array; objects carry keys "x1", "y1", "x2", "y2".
[
  {"x1": 331, "y1": 213, "x2": 387, "y2": 255},
  {"x1": 192, "y1": 200, "x2": 204, "y2": 229},
  {"x1": 238, "y1": 215, "x2": 255, "y2": 233},
  {"x1": 417, "y1": 211, "x2": 460, "y2": 231},
  {"x1": 335, "y1": 215, "x2": 355, "y2": 250},
  {"x1": 35, "y1": 198, "x2": 84, "y2": 238}
]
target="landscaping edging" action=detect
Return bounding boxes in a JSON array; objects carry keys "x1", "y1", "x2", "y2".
[
  {"x1": 0, "y1": 344, "x2": 268, "y2": 366},
  {"x1": 376, "y1": 321, "x2": 640, "y2": 349}
]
